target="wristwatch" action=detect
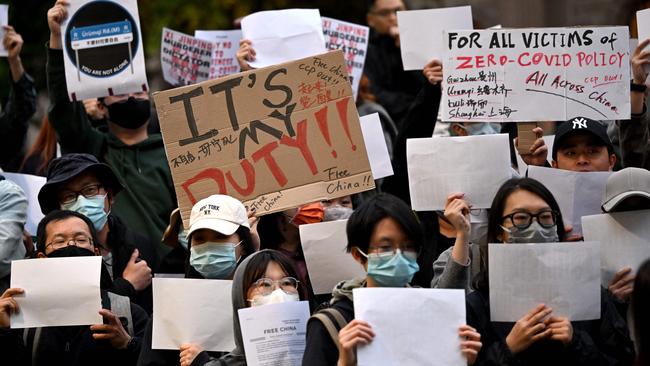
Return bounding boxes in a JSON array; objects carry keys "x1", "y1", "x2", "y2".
[{"x1": 631, "y1": 81, "x2": 647, "y2": 93}]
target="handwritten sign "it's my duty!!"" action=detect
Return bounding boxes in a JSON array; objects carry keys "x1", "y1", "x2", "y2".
[
  {"x1": 442, "y1": 27, "x2": 630, "y2": 122},
  {"x1": 154, "y1": 50, "x2": 374, "y2": 227}
]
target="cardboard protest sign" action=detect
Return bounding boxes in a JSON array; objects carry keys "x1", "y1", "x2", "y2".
[
  {"x1": 322, "y1": 17, "x2": 369, "y2": 98},
  {"x1": 61, "y1": 0, "x2": 148, "y2": 101},
  {"x1": 161, "y1": 28, "x2": 212, "y2": 86},
  {"x1": 442, "y1": 27, "x2": 630, "y2": 122},
  {"x1": 194, "y1": 30, "x2": 242, "y2": 78},
  {"x1": 0, "y1": 5, "x2": 8, "y2": 57},
  {"x1": 154, "y1": 50, "x2": 374, "y2": 227}
]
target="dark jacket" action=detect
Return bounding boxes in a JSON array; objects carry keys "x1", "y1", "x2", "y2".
[
  {"x1": 0, "y1": 72, "x2": 37, "y2": 172},
  {"x1": 467, "y1": 288, "x2": 635, "y2": 366},
  {"x1": 136, "y1": 318, "x2": 224, "y2": 366},
  {"x1": 380, "y1": 82, "x2": 452, "y2": 286},
  {"x1": 617, "y1": 104, "x2": 649, "y2": 170},
  {"x1": 0, "y1": 291, "x2": 149, "y2": 366},
  {"x1": 46, "y1": 46, "x2": 176, "y2": 255},
  {"x1": 364, "y1": 31, "x2": 425, "y2": 126},
  {"x1": 106, "y1": 214, "x2": 157, "y2": 314},
  {"x1": 301, "y1": 278, "x2": 359, "y2": 366}
]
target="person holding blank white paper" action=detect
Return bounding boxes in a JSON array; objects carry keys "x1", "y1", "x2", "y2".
[
  {"x1": 179, "y1": 250, "x2": 308, "y2": 366},
  {"x1": 599, "y1": 168, "x2": 650, "y2": 306},
  {"x1": 0, "y1": 210, "x2": 149, "y2": 366},
  {"x1": 138, "y1": 194, "x2": 257, "y2": 366},
  {"x1": 302, "y1": 193, "x2": 482, "y2": 366},
  {"x1": 466, "y1": 177, "x2": 634, "y2": 365}
]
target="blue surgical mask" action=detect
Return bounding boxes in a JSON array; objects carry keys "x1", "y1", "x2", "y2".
[
  {"x1": 178, "y1": 229, "x2": 189, "y2": 249},
  {"x1": 461, "y1": 122, "x2": 501, "y2": 136},
  {"x1": 363, "y1": 249, "x2": 419, "y2": 287},
  {"x1": 190, "y1": 242, "x2": 240, "y2": 279},
  {"x1": 61, "y1": 194, "x2": 108, "y2": 232},
  {"x1": 501, "y1": 221, "x2": 559, "y2": 244}
]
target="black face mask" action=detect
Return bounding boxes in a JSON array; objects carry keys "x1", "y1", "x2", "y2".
[
  {"x1": 47, "y1": 246, "x2": 113, "y2": 289},
  {"x1": 47, "y1": 246, "x2": 95, "y2": 258},
  {"x1": 106, "y1": 97, "x2": 151, "y2": 129}
]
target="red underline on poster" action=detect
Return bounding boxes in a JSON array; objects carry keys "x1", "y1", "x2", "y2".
[
  {"x1": 524, "y1": 88, "x2": 607, "y2": 118},
  {"x1": 592, "y1": 81, "x2": 619, "y2": 88}
]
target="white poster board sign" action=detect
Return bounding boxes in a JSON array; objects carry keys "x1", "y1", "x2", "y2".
[
  {"x1": 152, "y1": 278, "x2": 235, "y2": 352},
  {"x1": 407, "y1": 134, "x2": 511, "y2": 211},
  {"x1": 360, "y1": 113, "x2": 394, "y2": 180},
  {"x1": 3, "y1": 173, "x2": 46, "y2": 235},
  {"x1": 61, "y1": 0, "x2": 149, "y2": 101},
  {"x1": 241, "y1": 9, "x2": 326, "y2": 68},
  {"x1": 0, "y1": 5, "x2": 8, "y2": 57},
  {"x1": 488, "y1": 242, "x2": 601, "y2": 322},
  {"x1": 442, "y1": 27, "x2": 630, "y2": 121},
  {"x1": 398, "y1": 6, "x2": 473, "y2": 70},
  {"x1": 527, "y1": 166, "x2": 611, "y2": 236},
  {"x1": 11, "y1": 257, "x2": 102, "y2": 328},
  {"x1": 322, "y1": 17, "x2": 369, "y2": 98},
  {"x1": 582, "y1": 210, "x2": 650, "y2": 286},
  {"x1": 161, "y1": 28, "x2": 212, "y2": 86},
  {"x1": 354, "y1": 288, "x2": 466, "y2": 366},
  {"x1": 239, "y1": 301, "x2": 310, "y2": 366},
  {"x1": 194, "y1": 29, "x2": 242, "y2": 78},
  {"x1": 300, "y1": 220, "x2": 366, "y2": 294}
]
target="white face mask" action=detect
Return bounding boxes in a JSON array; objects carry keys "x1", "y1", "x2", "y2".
[{"x1": 250, "y1": 288, "x2": 299, "y2": 307}]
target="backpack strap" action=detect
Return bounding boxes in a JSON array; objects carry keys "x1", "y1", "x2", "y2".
[
  {"x1": 320, "y1": 308, "x2": 348, "y2": 329},
  {"x1": 107, "y1": 292, "x2": 134, "y2": 336},
  {"x1": 309, "y1": 308, "x2": 349, "y2": 350}
]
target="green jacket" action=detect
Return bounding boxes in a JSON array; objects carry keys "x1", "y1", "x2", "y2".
[{"x1": 46, "y1": 46, "x2": 176, "y2": 257}]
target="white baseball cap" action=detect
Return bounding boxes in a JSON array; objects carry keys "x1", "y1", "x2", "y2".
[
  {"x1": 187, "y1": 195, "x2": 250, "y2": 237},
  {"x1": 601, "y1": 168, "x2": 650, "y2": 213}
]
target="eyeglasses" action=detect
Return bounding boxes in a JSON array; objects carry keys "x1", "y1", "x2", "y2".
[
  {"x1": 357, "y1": 243, "x2": 420, "y2": 260},
  {"x1": 251, "y1": 277, "x2": 300, "y2": 296},
  {"x1": 59, "y1": 184, "x2": 105, "y2": 205},
  {"x1": 371, "y1": 6, "x2": 404, "y2": 17},
  {"x1": 45, "y1": 235, "x2": 94, "y2": 251},
  {"x1": 502, "y1": 210, "x2": 559, "y2": 230}
]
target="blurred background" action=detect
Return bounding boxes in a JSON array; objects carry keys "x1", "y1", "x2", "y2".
[{"x1": 0, "y1": 0, "x2": 645, "y2": 148}]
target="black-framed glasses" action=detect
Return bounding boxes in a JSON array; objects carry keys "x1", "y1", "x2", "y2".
[
  {"x1": 502, "y1": 210, "x2": 559, "y2": 230},
  {"x1": 59, "y1": 184, "x2": 105, "y2": 205},
  {"x1": 252, "y1": 277, "x2": 300, "y2": 296},
  {"x1": 357, "y1": 243, "x2": 421, "y2": 260},
  {"x1": 45, "y1": 235, "x2": 94, "y2": 251}
]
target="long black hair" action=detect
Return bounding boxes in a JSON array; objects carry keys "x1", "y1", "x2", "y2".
[
  {"x1": 185, "y1": 225, "x2": 255, "y2": 279},
  {"x1": 346, "y1": 193, "x2": 423, "y2": 262},
  {"x1": 474, "y1": 178, "x2": 566, "y2": 291},
  {"x1": 633, "y1": 259, "x2": 650, "y2": 366},
  {"x1": 240, "y1": 249, "x2": 309, "y2": 305}
]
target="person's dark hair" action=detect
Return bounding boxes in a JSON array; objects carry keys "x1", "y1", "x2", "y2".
[
  {"x1": 185, "y1": 225, "x2": 255, "y2": 279},
  {"x1": 475, "y1": 178, "x2": 565, "y2": 291},
  {"x1": 240, "y1": 249, "x2": 308, "y2": 305},
  {"x1": 36, "y1": 210, "x2": 98, "y2": 253},
  {"x1": 486, "y1": 177, "x2": 565, "y2": 243},
  {"x1": 256, "y1": 212, "x2": 285, "y2": 250},
  {"x1": 633, "y1": 259, "x2": 650, "y2": 366},
  {"x1": 346, "y1": 193, "x2": 423, "y2": 262}
]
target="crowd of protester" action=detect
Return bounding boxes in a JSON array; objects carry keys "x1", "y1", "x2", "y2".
[{"x1": 0, "y1": 0, "x2": 649, "y2": 365}]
